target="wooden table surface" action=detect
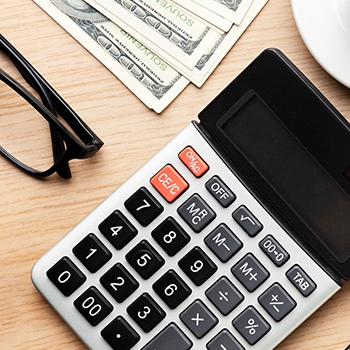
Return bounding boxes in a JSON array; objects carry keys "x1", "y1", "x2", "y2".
[{"x1": 1, "y1": 0, "x2": 350, "y2": 349}]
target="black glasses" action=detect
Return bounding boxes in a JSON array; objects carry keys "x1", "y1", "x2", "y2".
[{"x1": 0, "y1": 34, "x2": 103, "y2": 178}]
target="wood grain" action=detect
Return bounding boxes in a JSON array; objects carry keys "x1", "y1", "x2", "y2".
[{"x1": 0, "y1": 0, "x2": 349, "y2": 349}]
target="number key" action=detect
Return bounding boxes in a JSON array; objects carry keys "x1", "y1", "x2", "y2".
[
  {"x1": 127, "y1": 293, "x2": 166, "y2": 332},
  {"x1": 46, "y1": 257, "x2": 86, "y2": 296},
  {"x1": 100, "y1": 263, "x2": 139, "y2": 303},
  {"x1": 73, "y1": 234, "x2": 112, "y2": 273},
  {"x1": 99, "y1": 210, "x2": 138, "y2": 250},
  {"x1": 126, "y1": 240, "x2": 164, "y2": 279},
  {"x1": 125, "y1": 187, "x2": 163, "y2": 227},
  {"x1": 74, "y1": 287, "x2": 113, "y2": 326},
  {"x1": 153, "y1": 269, "x2": 191, "y2": 309},
  {"x1": 151, "y1": 217, "x2": 190, "y2": 256},
  {"x1": 178, "y1": 247, "x2": 217, "y2": 286}
]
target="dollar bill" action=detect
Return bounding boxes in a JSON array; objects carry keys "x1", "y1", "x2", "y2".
[
  {"x1": 192, "y1": 0, "x2": 254, "y2": 26},
  {"x1": 84, "y1": 0, "x2": 223, "y2": 70},
  {"x1": 32, "y1": 0, "x2": 189, "y2": 113},
  {"x1": 168, "y1": 0, "x2": 233, "y2": 31},
  {"x1": 180, "y1": 0, "x2": 269, "y2": 86}
]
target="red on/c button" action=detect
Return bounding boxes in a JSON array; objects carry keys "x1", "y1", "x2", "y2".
[
  {"x1": 150, "y1": 165, "x2": 188, "y2": 203},
  {"x1": 178, "y1": 146, "x2": 209, "y2": 177}
]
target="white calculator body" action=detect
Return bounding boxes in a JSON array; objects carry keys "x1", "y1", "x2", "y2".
[{"x1": 32, "y1": 49, "x2": 350, "y2": 350}]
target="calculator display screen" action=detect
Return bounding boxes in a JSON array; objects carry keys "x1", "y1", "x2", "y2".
[{"x1": 220, "y1": 94, "x2": 350, "y2": 263}]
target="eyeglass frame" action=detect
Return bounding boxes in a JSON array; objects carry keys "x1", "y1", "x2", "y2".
[{"x1": 0, "y1": 34, "x2": 104, "y2": 178}]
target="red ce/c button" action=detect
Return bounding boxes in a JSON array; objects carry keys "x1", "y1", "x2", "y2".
[{"x1": 150, "y1": 165, "x2": 189, "y2": 203}]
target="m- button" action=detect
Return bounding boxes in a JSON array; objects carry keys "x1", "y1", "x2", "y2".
[{"x1": 151, "y1": 165, "x2": 188, "y2": 203}]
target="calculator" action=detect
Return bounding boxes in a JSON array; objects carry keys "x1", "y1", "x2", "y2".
[{"x1": 32, "y1": 48, "x2": 350, "y2": 350}]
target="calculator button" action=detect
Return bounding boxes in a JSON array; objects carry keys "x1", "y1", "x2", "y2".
[
  {"x1": 258, "y1": 283, "x2": 296, "y2": 321},
  {"x1": 205, "y1": 276, "x2": 244, "y2": 316},
  {"x1": 205, "y1": 176, "x2": 236, "y2": 208},
  {"x1": 178, "y1": 146, "x2": 209, "y2": 177},
  {"x1": 99, "y1": 210, "x2": 138, "y2": 250},
  {"x1": 231, "y1": 253, "x2": 270, "y2": 292},
  {"x1": 232, "y1": 306, "x2": 271, "y2": 345},
  {"x1": 206, "y1": 329, "x2": 244, "y2": 350},
  {"x1": 46, "y1": 257, "x2": 86, "y2": 296},
  {"x1": 153, "y1": 269, "x2": 192, "y2": 309},
  {"x1": 101, "y1": 316, "x2": 140, "y2": 350},
  {"x1": 74, "y1": 287, "x2": 113, "y2": 326},
  {"x1": 177, "y1": 194, "x2": 216, "y2": 233},
  {"x1": 232, "y1": 205, "x2": 263, "y2": 237},
  {"x1": 259, "y1": 235, "x2": 290, "y2": 267},
  {"x1": 126, "y1": 240, "x2": 165, "y2": 279},
  {"x1": 141, "y1": 322, "x2": 192, "y2": 350},
  {"x1": 125, "y1": 187, "x2": 163, "y2": 227},
  {"x1": 100, "y1": 263, "x2": 139, "y2": 303},
  {"x1": 180, "y1": 299, "x2": 218, "y2": 339},
  {"x1": 178, "y1": 246, "x2": 217, "y2": 286},
  {"x1": 73, "y1": 234, "x2": 112, "y2": 273},
  {"x1": 286, "y1": 265, "x2": 317, "y2": 296},
  {"x1": 150, "y1": 164, "x2": 189, "y2": 203},
  {"x1": 204, "y1": 224, "x2": 243, "y2": 262},
  {"x1": 127, "y1": 292, "x2": 166, "y2": 333},
  {"x1": 151, "y1": 217, "x2": 190, "y2": 256}
]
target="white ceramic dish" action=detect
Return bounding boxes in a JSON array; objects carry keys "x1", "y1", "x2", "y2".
[{"x1": 291, "y1": 0, "x2": 350, "y2": 88}]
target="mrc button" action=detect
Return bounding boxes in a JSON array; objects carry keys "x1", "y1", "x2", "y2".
[
  {"x1": 178, "y1": 146, "x2": 209, "y2": 177},
  {"x1": 178, "y1": 194, "x2": 216, "y2": 233},
  {"x1": 286, "y1": 265, "x2": 317, "y2": 297}
]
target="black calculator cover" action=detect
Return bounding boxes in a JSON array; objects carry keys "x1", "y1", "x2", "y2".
[{"x1": 198, "y1": 48, "x2": 350, "y2": 280}]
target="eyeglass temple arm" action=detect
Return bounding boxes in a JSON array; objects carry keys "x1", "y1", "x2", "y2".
[
  {"x1": 0, "y1": 35, "x2": 103, "y2": 151},
  {"x1": 1, "y1": 36, "x2": 72, "y2": 178}
]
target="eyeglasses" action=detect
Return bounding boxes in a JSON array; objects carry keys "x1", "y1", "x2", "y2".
[{"x1": 0, "y1": 34, "x2": 103, "y2": 179}]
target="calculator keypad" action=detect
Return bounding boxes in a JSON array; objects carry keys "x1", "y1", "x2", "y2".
[
  {"x1": 101, "y1": 316, "x2": 140, "y2": 350},
  {"x1": 151, "y1": 217, "x2": 190, "y2": 256},
  {"x1": 100, "y1": 263, "x2": 139, "y2": 303},
  {"x1": 74, "y1": 286, "x2": 113, "y2": 326},
  {"x1": 232, "y1": 306, "x2": 271, "y2": 345},
  {"x1": 126, "y1": 240, "x2": 164, "y2": 280},
  {"x1": 231, "y1": 253, "x2": 270, "y2": 292},
  {"x1": 177, "y1": 193, "x2": 216, "y2": 233},
  {"x1": 46, "y1": 257, "x2": 86, "y2": 296},
  {"x1": 178, "y1": 246, "x2": 217, "y2": 286},
  {"x1": 127, "y1": 293, "x2": 166, "y2": 332},
  {"x1": 153, "y1": 269, "x2": 191, "y2": 309},
  {"x1": 141, "y1": 323, "x2": 192, "y2": 350},
  {"x1": 73, "y1": 233, "x2": 112, "y2": 273},
  {"x1": 99, "y1": 210, "x2": 138, "y2": 250},
  {"x1": 125, "y1": 187, "x2": 163, "y2": 227},
  {"x1": 180, "y1": 299, "x2": 218, "y2": 339},
  {"x1": 34, "y1": 124, "x2": 338, "y2": 350}
]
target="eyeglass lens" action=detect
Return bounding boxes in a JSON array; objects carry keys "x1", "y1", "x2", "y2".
[{"x1": 0, "y1": 78, "x2": 61, "y2": 172}]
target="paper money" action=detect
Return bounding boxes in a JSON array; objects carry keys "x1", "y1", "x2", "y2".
[
  {"x1": 169, "y1": 0, "x2": 233, "y2": 31},
  {"x1": 84, "y1": 0, "x2": 223, "y2": 69},
  {"x1": 32, "y1": 0, "x2": 189, "y2": 113},
  {"x1": 193, "y1": 0, "x2": 254, "y2": 26},
  {"x1": 180, "y1": 0, "x2": 269, "y2": 87}
]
